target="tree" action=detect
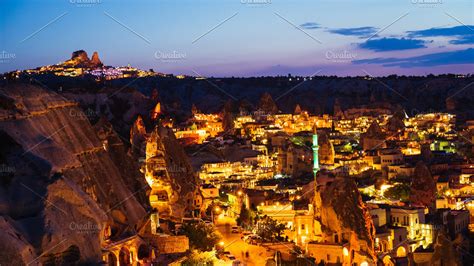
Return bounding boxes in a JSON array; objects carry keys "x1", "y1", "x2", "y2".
[
  {"x1": 255, "y1": 216, "x2": 286, "y2": 242},
  {"x1": 182, "y1": 250, "x2": 218, "y2": 266},
  {"x1": 179, "y1": 221, "x2": 221, "y2": 251},
  {"x1": 384, "y1": 183, "x2": 411, "y2": 202},
  {"x1": 236, "y1": 203, "x2": 255, "y2": 229}
]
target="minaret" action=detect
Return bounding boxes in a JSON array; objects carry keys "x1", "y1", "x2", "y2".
[{"x1": 312, "y1": 125, "x2": 320, "y2": 185}]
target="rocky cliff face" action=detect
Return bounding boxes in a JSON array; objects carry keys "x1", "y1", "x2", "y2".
[
  {"x1": 64, "y1": 86, "x2": 154, "y2": 141},
  {"x1": 314, "y1": 178, "x2": 376, "y2": 263},
  {"x1": 0, "y1": 84, "x2": 146, "y2": 264},
  {"x1": 145, "y1": 125, "x2": 198, "y2": 218},
  {"x1": 94, "y1": 117, "x2": 149, "y2": 208}
]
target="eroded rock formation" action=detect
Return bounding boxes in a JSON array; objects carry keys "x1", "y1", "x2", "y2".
[
  {"x1": 294, "y1": 104, "x2": 302, "y2": 115},
  {"x1": 145, "y1": 125, "x2": 198, "y2": 219},
  {"x1": 90, "y1": 51, "x2": 103, "y2": 68},
  {"x1": 361, "y1": 121, "x2": 386, "y2": 150},
  {"x1": 130, "y1": 115, "x2": 147, "y2": 157},
  {"x1": 318, "y1": 131, "x2": 335, "y2": 165},
  {"x1": 0, "y1": 84, "x2": 146, "y2": 264},
  {"x1": 410, "y1": 161, "x2": 436, "y2": 209},
  {"x1": 258, "y1": 92, "x2": 278, "y2": 114},
  {"x1": 314, "y1": 178, "x2": 376, "y2": 263},
  {"x1": 64, "y1": 50, "x2": 103, "y2": 68},
  {"x1": 222, "y1": 100, "x2": 235, "y2": 133},
  {"x1": 387, "y1": 110, "x2": 406, "y2": 133}
]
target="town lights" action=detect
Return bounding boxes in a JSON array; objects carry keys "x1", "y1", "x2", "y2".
[{"x1": 343, "y1": 247, "x2": 349, "y2": 257}]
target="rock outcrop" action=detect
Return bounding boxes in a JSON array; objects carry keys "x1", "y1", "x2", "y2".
[
  {"x1": 222, "y1": 100, "x2": 235, "y2": 133},
  {"x1": 360, "y1": 121, "x2": 386, "y2": 150},
  {"x1": 63, "y1": 50, "x2": 103, "y2": 68},
  {"x1": 410, "y1": 161, "x2": 436, "y2": 208},
  {"x1": 0, "y1": 216, "x2": 37, "y2": 265},
  {"x1": 258, "y1": 92, "x2": 278, "y2": 114},
  {"x1": 294, "y1": 104, "x2": 302, "y2": 115},
  {"x1": 0, "y1": 84, "x2": 146, "y2": 264},
  {"x1": 71, "y1": 50, "x2": 90, "y2": 64},
  {"x1": 90, "y1": 51, "x2": 103, "y2": 68},
  {"x1": 333, "y1": 98, "x2": 344, "y2": 118},
  {"x1": 145, "y1": 125, "x2": 198, "y2": 218},
  {"x1": 64, "y1": 86, "x2": 154, "y2": 141},
  {"x1": 387, "y1": 109, "x2": 406, "y2": 133},
  {"x1": 130, "y1": 115, "x2": 147, "y2": 157},
  {"x1": 95, "y1": 117, "x2": 149, "y2": 207},
  {"x1": 318, "y1": 131, "x2": 335, "y2": 165},
  {"x1": 314, "y1": 178, "x2": 376, "y2": 263}
]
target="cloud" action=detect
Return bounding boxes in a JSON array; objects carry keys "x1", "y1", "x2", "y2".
[
  {"x1": 408, "y1": 25, "x2": 474, "y2": 45},
  {"x1": 450, "y1": 35, "x2": 474, "y2": 45},
  {"x1": 408, "y1": 25, "x2": 474, "y2": 37},
  {"x1": 353, "y1": 48, "x2": 474, "y2": 68},
  {"x1": 300, "y1": 22, "x2": 320, "y2": 30},
  {"x1": 359, "y1": 37, "x2": 428, "y2": 51},
  {"x1": 328, "y1": 26, "x2": 378, "y2": 37}
]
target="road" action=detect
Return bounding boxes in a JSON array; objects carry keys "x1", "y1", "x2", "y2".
[{"x1": 216, "y1": 223, "x2": 270, "y2": 266}]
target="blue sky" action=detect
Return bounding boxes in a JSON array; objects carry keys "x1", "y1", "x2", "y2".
[{"x1": 0, "y1": 0, "x2": 473, "y2": 76}]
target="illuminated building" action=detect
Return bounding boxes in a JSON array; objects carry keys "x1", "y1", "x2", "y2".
[
  {"x1": 306, "y1": 243, "x2": 352, "y2": 265},
  {"x1": 198, "y1": 161, "x2": 273, "y2": 185},
  {"x1": 174, "y1": 129, "x2": 208, "y2": 144},
  {"x1": 174, "y1": 113, "x2": 223, "y2": 144},
  {"x1": 389, "y1": 207, "x2": 434, "y2": 251},
  {"x1": 257, "y1": 203, "x2": 316, "y2": 246},
  {"x1": 387, "y1": 164, "x2": 415, "y2": 179}
]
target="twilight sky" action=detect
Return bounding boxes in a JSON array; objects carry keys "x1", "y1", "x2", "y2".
[{"x1": 0, "y1": 0, "x2": 473, "y2": 77}]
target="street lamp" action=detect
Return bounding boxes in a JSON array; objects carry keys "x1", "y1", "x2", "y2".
[{"x1": 212, "y1": 206, "x2": 220, "y2": 224}]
